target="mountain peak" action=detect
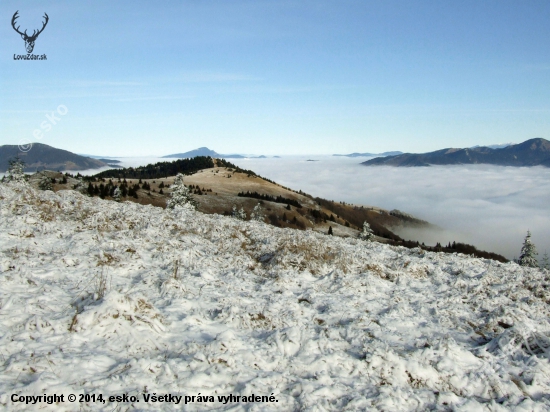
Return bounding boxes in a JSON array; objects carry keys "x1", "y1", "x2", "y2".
[{"x1": 163, "y1": 147, "x2": 220, "y2": 158}]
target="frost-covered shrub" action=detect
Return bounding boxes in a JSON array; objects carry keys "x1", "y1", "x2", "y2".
[
  {"x1": 358, "y1": 221, "x2": 374, "y2": 241},
  {"x1": 518, "y1": 230, "x2": 538, "y2": 268},
  {"x1": 167, "y1": 173, "x2": 197, "y2": 209},
  {"x1": 542, "y1": 252, "x2": 549, "y2": 270},
  {"x1": 38, "y1": 173, "x2": 53, "y2": 191},
  {"x1": 251, "y1": 203, "x2": 264, "y2": 222},
  {"x1": 73, "y1": 178, "x2": 88, "y2": 195},
  {"x1": 3, "y1": 158, "x2": 26, "y2": 183},
  {"x1": 232, "y1": 205, "x2": 246, "y2": 220},
  {"x1": 113, "y1": 187, "x2": 121, "y2": 202}
]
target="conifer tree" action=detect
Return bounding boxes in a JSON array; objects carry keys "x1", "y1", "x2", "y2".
[
  {"x1": 232, "y1": 205, "x2": 246, "y2": 220},
  {"x1": 38, "y1": 173, "x2": 53, "y2": 191},
  {"x1": 251, "y1": 203, "x2": 264, "y2": 222},
  {"x1": 167, "y1": 173, "x2": 196, "y2": 209},
  {"x1": 518, "y1": 230, "x2": 538, "y2": 268},
  {"x1": 359, "y1": 221, "x2": 374, "y2": 241},
  {"x1": 113, "y1": 187, "x2": 121, "y2": 202},
  {"x1": 541, "y1": 251, "x2": 549, "y2": 270},
  {"x1": 328, "y1": 226, "x2": 333, "y2": 235},
  {"x1": 3, "y1": 158, "x2": 26, "y2": 183}
]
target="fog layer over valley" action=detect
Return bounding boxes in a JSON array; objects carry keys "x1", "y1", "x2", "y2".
[{"x1": 231, "y1": 157, "x2": 550, "y2": 260}]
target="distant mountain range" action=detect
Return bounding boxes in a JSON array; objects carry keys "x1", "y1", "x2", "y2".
[
  {"x1": 0, "y1": 143, "x2": 107, "y2": 172},
  {"x1": 163, "y1": 147, "x2": 270, "y2": 159},
  {"x1": 333, "y1": 151, "x2": 403, "y2": 157},
  {"x1": 362, "y1": 138, "x2": 550, "y2": 167}
]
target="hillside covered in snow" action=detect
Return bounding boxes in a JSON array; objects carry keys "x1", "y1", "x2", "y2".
[{"x1": 0, "y1": 182, "x2": 549, "y2": 411}]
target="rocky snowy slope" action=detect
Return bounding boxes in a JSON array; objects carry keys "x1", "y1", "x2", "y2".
[{"x1": 0, "y1": 182, "x2": 549, "y2": 411}]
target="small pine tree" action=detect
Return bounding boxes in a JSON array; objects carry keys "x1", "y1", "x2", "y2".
[
  {"x1": 38, "y1": 173, "x2": 53, "y2": 191},
  {"x1": 518, "y1": 230, "x2": 538, "y2": 268},
  {"x1": 3, "y1": 158, "x2": 26, "y2": 183},
  {"x1": 328, "y1": 226, "x2": 333, "y2": 235},
  {"x1": 167, "y1": 173, "x2": 196, "y2": 209},
  {"x1": 541, "y1": 251, "x2": 549, "y2": 270},
  {"x1": 232, "y1": 205, "x2": 246, "y2": 220},
  {"x1": 251, "y1": 203, "x2": 264, "y2": 222},
  {"x1": 113, "y1": 186, "x2": 121, "y2": 202},
  {"x1": 359, "y1": 221, "x2": 374, "y2": 241}
]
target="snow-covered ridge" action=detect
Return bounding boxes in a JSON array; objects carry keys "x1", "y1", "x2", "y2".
[{"x1": 0, "y1": 183, "x2": 549, "y2": 411}]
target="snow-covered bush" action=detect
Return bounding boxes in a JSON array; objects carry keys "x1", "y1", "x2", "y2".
[
  {"x1": 38, "y1": 173, "x2": 53, "y2": 191},
  {"x1": 73, "y1": 178, "x2": 88, "y2": 195},
  {"x1": 518, "y1": 230, "x2": 538, "y2": 268},
  {"x1": 232, "y1": 204, "x2": 246, "y2": 220},
  {"x1": 167, "y1": 173, "x2": 197, "y2": 209},
  {"x1": 251, "y1": 203, "x2": 264, "y2": 222},
  {"x1": 542, "y1": 252, "x2": 549, "y2": 270},
  {"x1": 358, "y1": 220, "x2": 374, "y2": 241},
  {"x1": 113, "y1": 186, "x2": 121, "y2": 202},
  {"x1": 3, "y1": 158, "x2": 26, "y2": 183}
]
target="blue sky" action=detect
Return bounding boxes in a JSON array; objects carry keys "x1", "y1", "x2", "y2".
[{"x1": 1, "y1": 0, "x2": 549, "y2": 156}]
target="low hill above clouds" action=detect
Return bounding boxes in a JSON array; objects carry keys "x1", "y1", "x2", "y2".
[
  {"x1": 163, "y1": 147, "x2": 247, "y2": 159},
  {"x1": 362, "y1": 138, "x2": 550, "y2": 167},
  {"x1": 333, "y1": 151, "x2": 403, "y2": 157},
  {"x1": 0, "y1": 143, "x2": 106, "y2": 172}
]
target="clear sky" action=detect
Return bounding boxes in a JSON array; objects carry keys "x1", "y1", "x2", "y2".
[{"x1": 1, "y1": 0, "x2": 549, "y2": 156}]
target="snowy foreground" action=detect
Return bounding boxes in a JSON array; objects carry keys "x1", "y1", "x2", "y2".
[{"x1": 0, "y1": 183, "x2": 549, "y2": 411}]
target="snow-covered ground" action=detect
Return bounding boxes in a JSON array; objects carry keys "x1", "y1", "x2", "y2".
[{"x1": 1, "y1": 182, "x2": 549, "y2": 411}]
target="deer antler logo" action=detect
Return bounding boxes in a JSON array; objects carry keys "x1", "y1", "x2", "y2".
[{"x1": 11, "y1": 11, "x2": 49, "y2": 54}]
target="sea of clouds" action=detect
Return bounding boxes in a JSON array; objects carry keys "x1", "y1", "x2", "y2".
[{"x1": 230, "y1": 156, "x2": 550, "y2": 261}]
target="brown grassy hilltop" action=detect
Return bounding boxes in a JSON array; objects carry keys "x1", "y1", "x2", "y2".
[{"x1": 29, "y1": 166, "x2": 412, "y2": 239}]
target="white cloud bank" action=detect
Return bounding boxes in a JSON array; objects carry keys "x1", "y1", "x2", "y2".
[{"x1": 231, "y1": 156, "x2": 550, "y2": 261}]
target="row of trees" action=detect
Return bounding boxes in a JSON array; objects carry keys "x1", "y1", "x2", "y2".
[
  {"x1": 237, "y1": 191, "x2": 302, "y2": 208},
  {"x1": 95, "y1": 156, "x2": 216, "y2": 180}
]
